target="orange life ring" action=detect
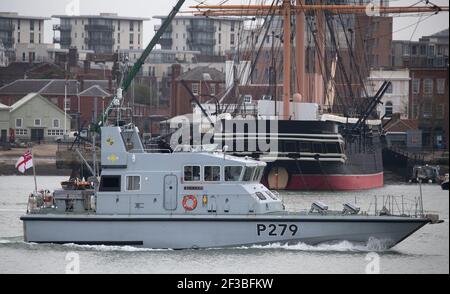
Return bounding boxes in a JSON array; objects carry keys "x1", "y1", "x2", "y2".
[{"x1": 182, "y1": 195, "x2": 197, "y2": 211}]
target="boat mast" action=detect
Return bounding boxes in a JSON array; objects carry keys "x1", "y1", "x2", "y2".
[
  {"x1": 295, "y1": 0, "x2": 305, "y2": 103},
  {"x1": 282, "y1": 0, "x2": 292, "y2": 119}
]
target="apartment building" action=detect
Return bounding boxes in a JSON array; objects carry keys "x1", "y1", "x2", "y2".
[
  {"x1": 0, "y1": 12, "x2": 49, "y2": 49},
  {"x1": 154, "y1": 16, "x2": 244, "y2": 57},
  {"x1": 52, "y1": 13, "x2": 149, "y2": 53}
]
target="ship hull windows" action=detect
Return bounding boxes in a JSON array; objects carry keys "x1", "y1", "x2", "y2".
[{"x1": 99, "y1": 175, "x2": 121, "y2": 192}]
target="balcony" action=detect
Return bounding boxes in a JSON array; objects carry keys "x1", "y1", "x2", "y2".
[
  {"x1": 187, "y1": 38, "x2": 215, "y2": 46},
  {"x1": 187, "y1": 25, "x2": 215, "y2": 34},
  {"x1": 2, "y1": 37, "x2": 15, "y2": 48},
  {"x1": 60, "y1": 37, "x2": 72, "y2": 46},
  {"x1": 0, "y1": 23, "x2": 15, "y2": 31},
  {"x1": 53, "y1": 24, "x2": 72, "y2": 31},
  {"x1": 85, "y1": 38, "x2": 115, "y2": 46},
  {"x1": 159, "y1": 38, "x2": 173, "y2": 49},
  {"x1": 85, "y1": 24, "x2": 115, "y2": 32}
]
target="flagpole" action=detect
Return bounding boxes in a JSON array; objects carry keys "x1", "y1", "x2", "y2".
[{"x1": 31, "y1": 148, "x2": 37, "y2": 192}]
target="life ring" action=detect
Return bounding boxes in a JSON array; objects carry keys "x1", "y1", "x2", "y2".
[{"x1": 182, "y1": 195, "x2": 198, "y2": 211}]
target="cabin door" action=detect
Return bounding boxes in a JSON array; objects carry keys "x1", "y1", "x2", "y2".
[{"x1": 163, "y1": 175, "x2": 178, "y2": 210}]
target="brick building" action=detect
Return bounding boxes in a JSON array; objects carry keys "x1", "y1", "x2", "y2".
[
  {"x1": 170, "y1": 65, "x2": 225, "y2": 117},
  {"x1": 409, "y1": 67, "x2": 449, "y2": 150}
]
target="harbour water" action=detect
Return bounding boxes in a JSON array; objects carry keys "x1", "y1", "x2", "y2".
[{"x1": 0, "y1": 176, "x2": 448, "y2": 274}]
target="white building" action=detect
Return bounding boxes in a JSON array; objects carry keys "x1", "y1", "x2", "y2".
[
  {"x1": 154, "y1": 16, "x2": 244, "y2": 57},
  {"x1": 52, "y1": 13, "x2": 150, "y2": 53},
  {"x1": 366, "y1": 68, "x2": 411, "y2": 119},
  {"x1": 0, "y1": 12, "x2": 49, "y2": 49}
]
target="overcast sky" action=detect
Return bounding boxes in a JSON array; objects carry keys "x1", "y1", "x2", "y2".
[{"x1": 1, "y1": 0, "x2": 448, "y2": 45}]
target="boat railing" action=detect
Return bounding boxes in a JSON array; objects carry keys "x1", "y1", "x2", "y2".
[{"x1": 130, "y1": 148, "x2": 172, "y2": 154}]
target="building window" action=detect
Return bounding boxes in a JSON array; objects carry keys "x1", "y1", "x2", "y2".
[
  {"x1": 385, "y1": 101, "x2": 393, "y2": 117},
  {"x1": 118, "y1": 33, "x2": 120, "y2": 43},
  {"x1": 184, "y1": 166, "x2": 201, "y2": 182},
  {"x1": 130, "y1": 21, "x2": 134, "y2": 32},
  {"x1": 138, "y1": 34, "x2": 140, "y2": 45},
  {"x1": 412, "y1": 79, "x2": 420, "y2": 94},
  {"x1": 244, "y1": 95, "x2": 252, "y2": 104},
  {"x1": 210, "y1": 84, "x2": 216, "y2": 96},
  {"x1": 386, "y1": 83, "x2": 393, "y2": 94},
  {"x1": 30, "y1": 33, "x2": 34, "y2": 44},
  {"x1": 18, "y1": 20, "x2": 21, "y2": 30},
  {"x1": 47, "y1": 129, "x2": 64, "y2": 136},
  {"x1": 16, "y1": 118, "x2": 23, "y2": 128},
  {"x1": 30, "y1": 20, "x2": 34, "y2": 31},
  {"x1": 126, "y1": 175, "x2": 141, "y2": 191},
  {"x1": 436, "y1": 104, "x2": 445, "y2": 119},
  {"x1": 204, "y1": 166, "x2": 221, "y2": 182},
  {"x1": 130, "y1": 34, "x2": 134, "y2": 44},
  {"x1": 423, "y1": 102, "x2": 432, "y2": 118},
  {"x1": 18, "y1": 32, "x2": 20, "y2": 43},
  {"x1": 38, "y1": 21, "x2": 41, "y2": 31},
  {"x1": 138, "y1": 22, "x2": 140, "y2": 32},
  {"x1": 231, "y1": 21, "x2": 235, "y2": 32},
  {"x1": 34, "y1": 119, "x2": 41, "y2": 127},
  {"x1": 53, "y1": 119, "x2": 60, "y2": 128},
  {"x1": 437, "y1": 79, "x2": 445, "y2": 94},
  {"x1": 118, "y1": 20, "x2": 120, "y2": 31},
  {"x1": 38, "y1": 33, "x2": 41, "y2": 44},
  {"x1": 423, "y1": 79, "x2": 433, "y2": 95},
  {"x1": 230, "y1": 34, "x2": 235, "y2": 45},
  {"x1": 16, "y1": 129, "x2": 28, "y2": 136},
  {"x1": 191, "y1": 83, "x2": 199, "y2": 96},
  {"x1": 218, "y1": 33, "x2": 221, "y2": 44}
]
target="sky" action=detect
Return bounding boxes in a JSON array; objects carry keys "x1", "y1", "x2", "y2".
[{"x1": 0, "y1": 0, "x2": 448, "y2": 46}]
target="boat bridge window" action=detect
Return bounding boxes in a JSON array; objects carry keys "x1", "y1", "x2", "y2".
[
  {"x1": 225, "y1": 166, "x2": 243, "y2": 181},
  {"x1": 99, "y1": 175, "x2": 121, "y2": 192},
  {"x1": 243, "y1": 166, "x2": 256, "y2": 182},
  {"x1": 204, "y1": 166, "x2": 221, "y2": 182},
  {"x1": 252, "y1": 167, "x2": 265, "y2": 182},
  {"x1": 184, "y1": 166, "x2": 201, "y2": 182},
  {"x1": 126, "y1": 175, "x2": 141, "y2": 191}
]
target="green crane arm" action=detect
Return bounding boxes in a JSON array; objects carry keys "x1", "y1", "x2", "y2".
[{"x1": 96, "y1": 0, "x2": 185, "y2": 130}]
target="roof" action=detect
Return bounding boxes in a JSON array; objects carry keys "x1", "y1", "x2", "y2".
[
  {"x1": 79, "y1": 85, "x2": 111, "y2": 97},
  {"x1": 384, "y1": 119, "x2": 419, "y2": 132},
  {"x1": 52, "y1": 14, "x2": 150, "y2": 21},
  {"x1": 9, "y1": 93, "x2": 71, "y2": 118},
  {"x1": 431, "y1": 29, "x2": 449, "y2": 38},
  {"x1": 0, "y1": 79, "x2": 113, "y2": 96},
  {"x1": 176, "y1": 66, "x2": 225, "y2": 82},
  {"x1": 153, "y1": 15, "x2": 244, "y2": 22},
  {"x1": 0, "y1": 12, "x2": 50, "y2": 20},
  {"x1": 0, "y1": 102, "x2": 10, "y2": 110}
]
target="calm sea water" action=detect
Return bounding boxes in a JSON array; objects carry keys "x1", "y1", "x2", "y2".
[{"x1": 0, "y1": 176, "x2": 448, "y2": 274}]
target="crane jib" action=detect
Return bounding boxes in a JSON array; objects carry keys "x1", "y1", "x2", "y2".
[{"x1": 95, "y1": 0, "x2": 186, "y2": 131}]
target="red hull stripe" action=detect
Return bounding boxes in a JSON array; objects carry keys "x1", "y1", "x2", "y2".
[{"x1": 281, "y1": 172, "x2": 384, "y2": 191}]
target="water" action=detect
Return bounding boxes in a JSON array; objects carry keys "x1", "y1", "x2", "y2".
[{"x1": 0, "y1": 176, "x2": 448, "y2": 274}]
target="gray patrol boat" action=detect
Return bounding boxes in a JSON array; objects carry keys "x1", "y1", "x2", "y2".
[{"x1": 20, "y1": 124, "x2": 441, "y2": 249}]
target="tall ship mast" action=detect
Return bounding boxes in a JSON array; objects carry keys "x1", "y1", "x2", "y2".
[{"x1": 164, "y1": 1, "x2": 449, "y2": 190}]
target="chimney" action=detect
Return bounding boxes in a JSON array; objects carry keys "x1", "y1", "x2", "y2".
[
  {"x1": 83, "y1": 60, "x2": 90, "y2": 74},
  {"x1": 68, "y1": 47, "x2": 78, "y2": 67}
]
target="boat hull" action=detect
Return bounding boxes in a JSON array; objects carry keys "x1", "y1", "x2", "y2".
[{"x1": 21, "y1": 214, "x2": 428, "y2": 249}]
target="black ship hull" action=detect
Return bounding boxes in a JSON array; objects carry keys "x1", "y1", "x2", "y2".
[{"x1": 216, "y1": 119, "x2": 384, "y2": 190}]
